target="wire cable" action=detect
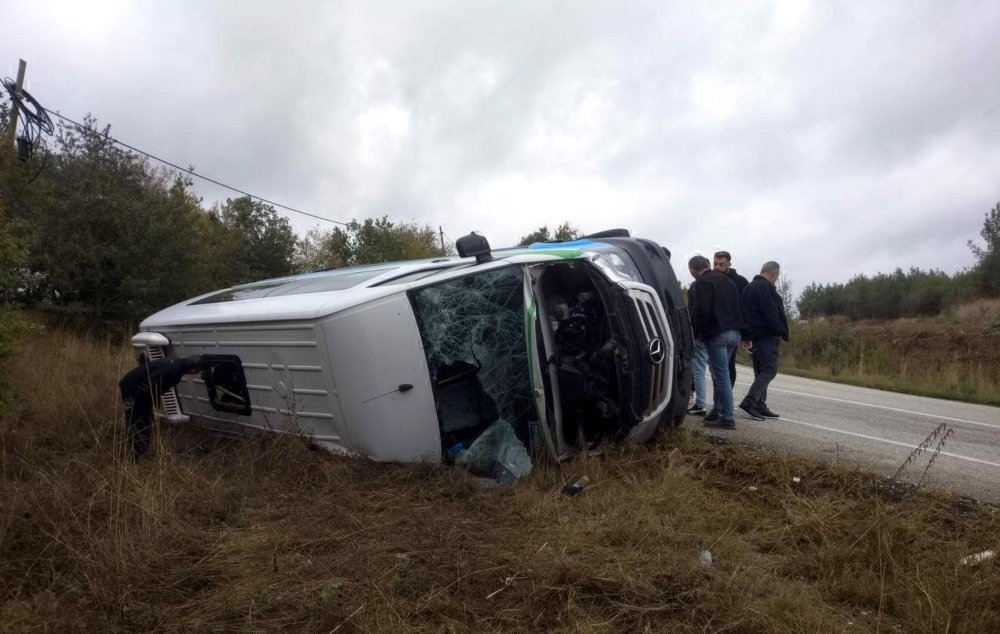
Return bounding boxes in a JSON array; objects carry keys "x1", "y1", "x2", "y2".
[
  {"x1": 2, "y1": 78, "x2": 54, "y2": 135},
  {"x1": 41, "y1": 107, "x2": 350, "y2": 226}
]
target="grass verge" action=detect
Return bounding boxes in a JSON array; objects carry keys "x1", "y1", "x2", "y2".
[
  {"x1": 1, "y1": 320, "x2": 998, "y2": 632},
  {"x1": 778, "y1": 300, "x2": 1000, "y2": 406}
]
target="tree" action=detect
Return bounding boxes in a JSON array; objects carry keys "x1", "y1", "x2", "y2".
[
  {"x1": 295, "y1": 227, "x2": 344, "y2": 272},
  {"x1": 0, "y1": 181, "x2": 26, "y2": 295},
  {"x1": 0, "y1": 101, "x2": 51, "y2": 299},
  {"x1": 795, "y1": 267, "x2": 972, "y2": 320},
  {"x1": 28, "y1": 118, "x2": 187, "y2": 319},
  {"x1": 517, "y1": 222, "x2": 580, "y2": 246},
  {"x1": 3, "y1": 111, "x2": 307, "y2": 324},
  {"x1": 295, "y1": 216, "x2": 445, "y2": 271},
  {"x1": 968, "y1": 201, "x2": 1000, "y2": 259},
  {"x1": 17, "y1": 116, "x2": 230, "y2": 322},
  {"x1": 968, "y1": 201, "x2": 1000, "y2": 296},
  {"x1": 215, "y1": 196, "x2": 297, "y2": 283},
  {"x1": 776, "y1": 276, "x2": 796, "y2": 320}
]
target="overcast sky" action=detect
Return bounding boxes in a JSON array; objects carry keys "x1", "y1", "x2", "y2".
[{"x1": 3, "y1": 0, "x2": 998, "y2": 290}]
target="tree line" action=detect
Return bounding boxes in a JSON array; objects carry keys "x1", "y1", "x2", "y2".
[
  {"x1": 0, "y1": 112, "x2": 445, "y2": 326},
  {"x1": 797, "y1": 204, "x2": 999, "y2": 320}
]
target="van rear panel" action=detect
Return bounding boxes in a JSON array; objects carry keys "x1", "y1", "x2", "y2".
[{"x1": 149, "y1": 321, "x2": 351, "y2": 450}]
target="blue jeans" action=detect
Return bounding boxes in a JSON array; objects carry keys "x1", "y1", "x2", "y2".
[
  {"x1": 692, "y1": 339, "x2": 708, "y2": 409},
  {"x1": 706, "y1": 330, "x2": 740, "y2": 420}
]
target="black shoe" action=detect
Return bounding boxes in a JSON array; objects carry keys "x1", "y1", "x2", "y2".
[
  {"x1": 704, "y1": 412, "x2": 720, "y2": 423},
  {"x1": 704, "y1": 417, "x2": 736, "y2": 429},
  {"x1": 757, "y1": 404, "x2": 780, "y2": 419},
  {"x1": 687, "y1": 405, "x2": 707, "y2": 416},
  {"x1": 738, "y1": 401, "x2": 765, "y2": 421}
]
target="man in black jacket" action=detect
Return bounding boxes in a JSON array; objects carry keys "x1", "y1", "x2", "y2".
[
  {"x1": 119, "y1": 354, "x2": 205, "y2": 459},
  {"x1": 714, "y1": 251, "x2": 749, "y2": 388},
  {"x1": 688, "y1": 255, "x2": 751, "y2": 429},
  {"x1": 739, "y1": 261, "x2": 789, "y2": 420}
]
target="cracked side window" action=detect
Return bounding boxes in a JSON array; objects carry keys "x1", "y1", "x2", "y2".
[{"x1": 409, "y1": 267, "x2": 535, "y2": 446}]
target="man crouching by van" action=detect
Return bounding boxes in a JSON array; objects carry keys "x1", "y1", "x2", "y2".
[{"x1": 119, "y1": 354, "x2": 205, "y2": 460}]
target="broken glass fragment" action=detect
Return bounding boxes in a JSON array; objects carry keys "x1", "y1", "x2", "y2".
[{"x1": 458, "y1": 419, "x2": 532, "y2": 482}]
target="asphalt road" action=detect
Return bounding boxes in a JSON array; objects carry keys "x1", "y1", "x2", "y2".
[{"x1": 687, "y1": 367, "x2": 1000, "y2": 502}]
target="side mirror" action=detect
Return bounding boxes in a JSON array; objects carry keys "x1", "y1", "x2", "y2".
[{"x1": 456, "y1": 232, "x2": 493, "y2": 264}]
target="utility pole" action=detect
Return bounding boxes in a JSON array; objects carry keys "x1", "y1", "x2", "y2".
[
  {"x1": 439, "y1": 226, "x2": 445, "y2": 256},
  {"x1": 4, "y1": 59, "x2": 27, "y2": 152}
]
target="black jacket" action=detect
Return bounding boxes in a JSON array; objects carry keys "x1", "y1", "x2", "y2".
[
  {"x1": 725, "y1": 268, "x2": 749, "y2": 295},
  {"x1": 119, "y1": 356, "x2": 201, "y2": 401},
  {"x1": 742, "y1": 275, "x2": 789, "y2": 341},
  {"x1": 689, "y1": 270, "x2": 748, "y2": 341}
]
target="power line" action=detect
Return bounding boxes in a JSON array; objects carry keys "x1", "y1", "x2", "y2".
[{"x1": 41, "y1": 107, "x2": 350, "y2": 226}]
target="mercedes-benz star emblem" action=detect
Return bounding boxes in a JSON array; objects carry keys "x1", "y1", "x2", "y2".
[{"x1": 648, "y1": 338, "x2": 665, "y2": 364}]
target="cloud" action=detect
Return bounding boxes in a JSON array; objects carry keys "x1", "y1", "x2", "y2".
[{"x1": 2, "y1": 0, "x2": 997, "y2": 293}]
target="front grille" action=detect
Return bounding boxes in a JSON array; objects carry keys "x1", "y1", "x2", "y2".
[{"x1": 625, "y1": 288, "x2": 673, "y2": 417}]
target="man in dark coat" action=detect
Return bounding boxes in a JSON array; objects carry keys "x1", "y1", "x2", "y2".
[
  {"x1": 738, "y1": 261, "x2": 789, "y2": 420},
  {"x1": 119, "y1": 354, "x2": 205, "y2": 459},
  {"x1": 713, "y1": 251, "x2": 749, "y2": 388},
  {"x1": 688, "y1": 255, "x2": 751, "y2": 429}
]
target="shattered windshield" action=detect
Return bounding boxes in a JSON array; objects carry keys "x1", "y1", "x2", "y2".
[{"x1": 409, "y1": 267, "x2": 535, "y2": 427}]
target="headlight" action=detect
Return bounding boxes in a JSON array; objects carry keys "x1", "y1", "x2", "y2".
[{"x1": 591, "y1": 253, "x2": 640, "y2": 282}]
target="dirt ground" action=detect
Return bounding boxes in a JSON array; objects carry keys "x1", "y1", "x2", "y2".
[{"x1": 1, "y1": 324, "x2": 998, "y2": 633}]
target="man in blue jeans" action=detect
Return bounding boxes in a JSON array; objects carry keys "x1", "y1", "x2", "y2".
[
  {"x1": 686, "y1": 277, "x2": 709, "y2": 416},
  {"x1": 713, "y1": 251, "x2": 749, "y2": 388},
  {"x1": 687, "y1": 255, "x2": 751, "y2": 429},
  {"x1": 687, "y1": 338, "x2": 709, "y2": 416}
]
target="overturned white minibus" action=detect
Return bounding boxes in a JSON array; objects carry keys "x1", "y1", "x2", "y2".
[{"x1": 132, "y1": 231, "x2": 694, "y2": 462}]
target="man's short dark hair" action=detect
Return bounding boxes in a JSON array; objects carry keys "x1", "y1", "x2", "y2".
[
  {"x1": 688, "y1": 255, "x2": 711, "y2": 271},
  {"x1": 713, "y1": 251, "x2": 732, "y2": 262}
]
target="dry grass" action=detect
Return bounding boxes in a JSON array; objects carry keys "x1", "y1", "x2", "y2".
[
  {"x1": 949, "y1": 298, "x2": 1000, "y2": 323},
  {"x1": 782, "y1": 303, "x2": 1000, "y2": 405},
  {"x1": 1, "y1": 321, "x2": 998, "y2": 632}
]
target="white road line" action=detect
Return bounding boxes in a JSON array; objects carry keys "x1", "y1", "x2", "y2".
[
  {"x1": 776, "y1": 416, "x2": 1000, "y2": 468},
  {"x1": 734, "y1": 381, "x2": 1000, "y2": 430}
]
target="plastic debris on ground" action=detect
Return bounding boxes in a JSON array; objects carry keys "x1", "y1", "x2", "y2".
[
  {"x1": 699, "y1": 549, "x2": 713, "y2": 567},
  {"x1": 561, "y1": 475, "x2": 590, "y2": 496},
  {"x1": 667, "y1": 447, "x2": 680, "y2": 469},
  {"x1": 458, "y1": 419, "x2": 532, "y2": 484},
  {"x1": 445, "y1": 442, "x2": 465, "y2": 464},
  {"x1": 960, "y1": 550, "x2": 995, "y2": 566}
]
